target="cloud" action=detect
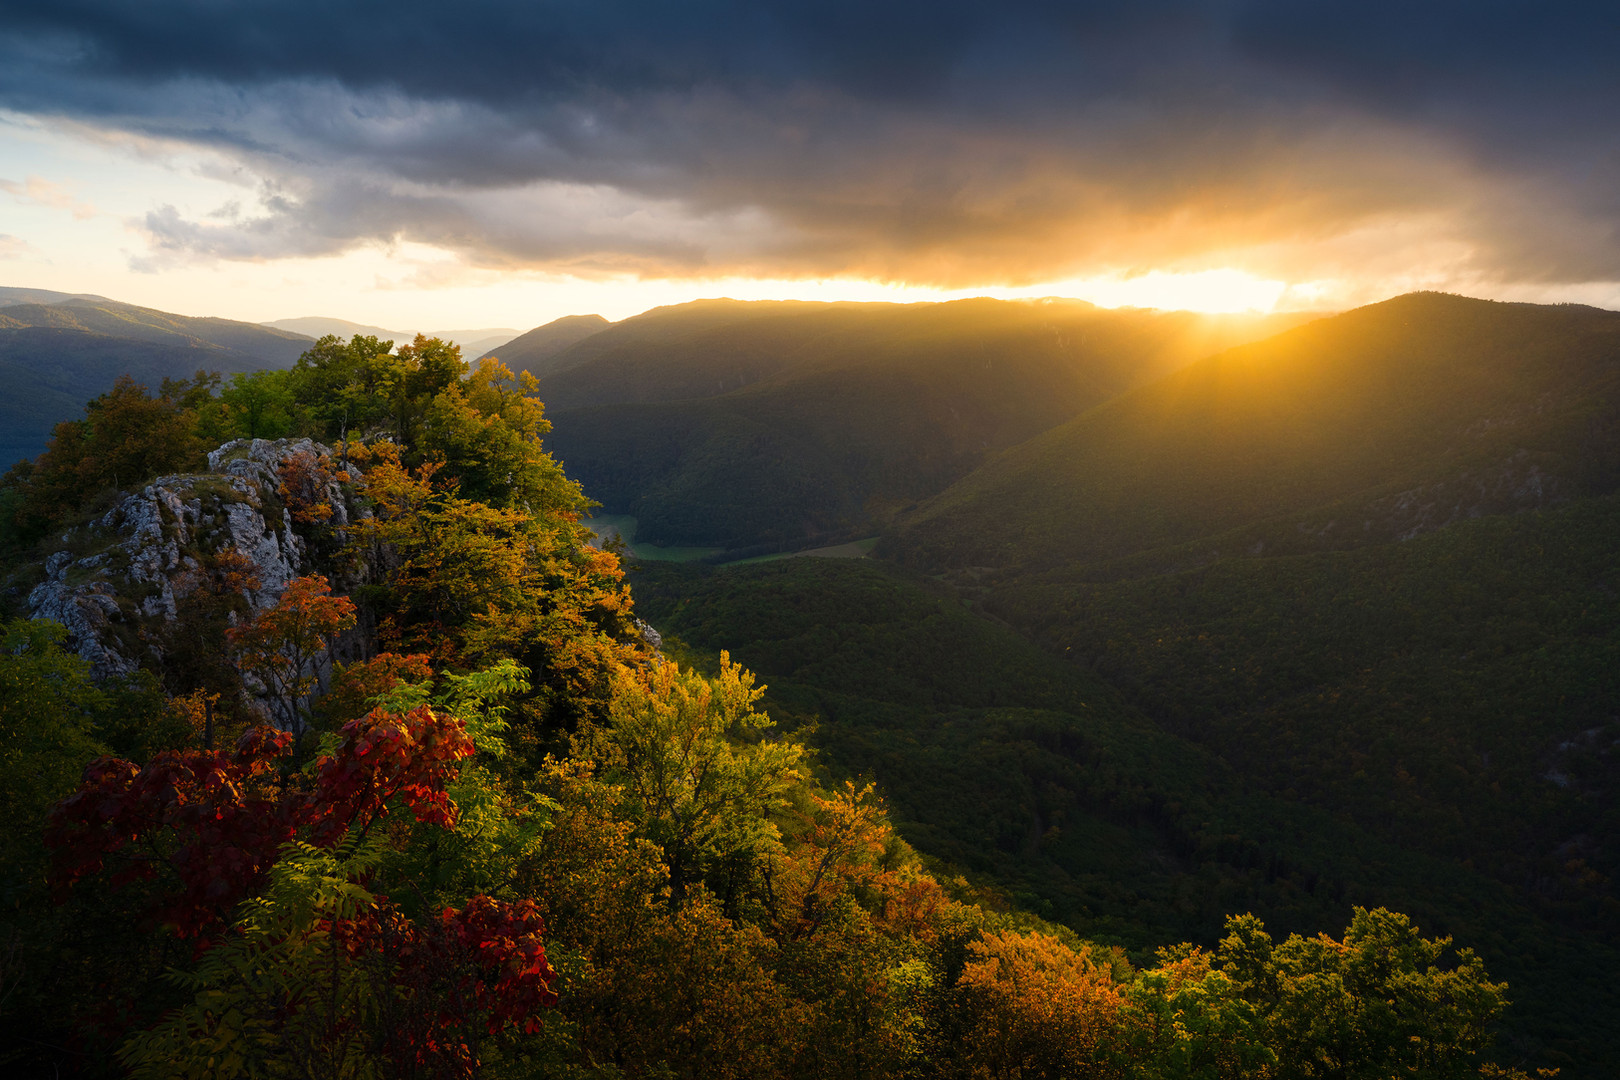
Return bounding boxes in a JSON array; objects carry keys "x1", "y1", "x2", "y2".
[
  {"x1": 0, "y1": 233, "x2": 38, "y2": 258},
  {"x1": 2, "y1": 1, "x2": 1616, "y2": 289},
  {"x1": 0, "y1": 174, "x2": 98, "y2": 219}
]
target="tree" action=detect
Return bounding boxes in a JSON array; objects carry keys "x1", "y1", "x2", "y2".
[
  {"x1": 119, "y1": 839, "x2": 558, "y2": 1080},
  {"x1": 0, "y1": 619, "x2": 109, "y2": 889},
  {"x1": 349, "y1": 443, "x2": 634, "y2": 715},
  {"x1": 204, "y1": 370, "x2": 297, "y2": 441},
  {"x1": 0, "y1": 375, "x2": 205, "y2": 543},
  {"x1": 227, "y1": 575, "x2": 357, "y2": 730},
  {"x1": 289, "y1": 333, "x2": 402, "y2": 441},
  {"x1": 1120, "y1": 945, "x2": 1274, "y2": 1080},
  {"x1": 955, "y1": 928, "x2": 1125, "y2": 1080},
  {"x1": 580, "y1": 653, "x2": 804, "y2": 910},
  {"x1": 1214, "y1": 909, "x2": 1513, "y2": 1080},
  {"x1": 419, "y1": 358, "x2": 578, "y2": 513},
  {"x1": 44, "y1": 690, "x2": 558, "y2": 1079}
]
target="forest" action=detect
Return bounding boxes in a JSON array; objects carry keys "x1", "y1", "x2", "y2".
[{"x1": 0, "y1": 328, "x2": 1546, "y2": 1078}]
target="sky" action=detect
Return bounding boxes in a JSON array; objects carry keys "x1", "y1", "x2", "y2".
[{"x1": 1, "y1": 1, "x2": 1617, "y2": 329}]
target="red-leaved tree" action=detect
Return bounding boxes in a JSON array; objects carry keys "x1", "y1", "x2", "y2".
[
  {"x1": 48, "y1": 704, "x2": 560, "y2": 1072},
  {"x1": 47, "y1": 706, "x2": 475, "y2": 938}
]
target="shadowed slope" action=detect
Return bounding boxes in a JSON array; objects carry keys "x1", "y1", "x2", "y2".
[
  {"x1": 541, "y1": 298, "x2": 1312, "y2": 549},
  {"x1": 890, "y1": 293, "x2": 1620, "y2": 572},
  {"x1": 478, "y1": 313, "x2": 611, "y2": 375}
]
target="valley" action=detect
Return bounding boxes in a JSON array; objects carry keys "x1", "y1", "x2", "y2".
[{"x1": 0, "y1": 288, "x2": 1613, "y2": 1074}]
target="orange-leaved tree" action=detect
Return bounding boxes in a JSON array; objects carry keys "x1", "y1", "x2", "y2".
[
  {"x1": 956, "y1": 928, "x2": 1127, "y2": 1079},
  {"x1": 351, "y1": 441, "x2": 637, "y2": 723},
  {"x1": 227, "y1": 574, "x2": 356, "y2": 730}
]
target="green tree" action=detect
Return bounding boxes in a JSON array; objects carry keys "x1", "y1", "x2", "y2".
[
  {"x1": 580, "y1": 654, "x2": 805, "y2": 910},
  {"x1": 1215, "y1": 908, "x2": 1512, "y2": 1080},
  {"x1": 419, "y1": 357, "x2": 577, "y2": 512},
  {"x1": 205, "y1": 370, "x2": 297, "y2": 441},
  {"x1": 0, "y1": 619, "x2": 109, "y2": 891},
  {"x1": 288, "y1": 333, "x2": 401, "y2": 441}
]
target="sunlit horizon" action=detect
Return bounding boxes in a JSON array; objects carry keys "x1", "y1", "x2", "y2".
[{"x1": 8, "y1": 106, "x2": 1620, "y2": 335}]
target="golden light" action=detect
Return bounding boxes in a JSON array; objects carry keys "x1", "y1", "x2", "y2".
[{"x1": 1007, "y1": 269, "x2": 1291, "y2": 313}]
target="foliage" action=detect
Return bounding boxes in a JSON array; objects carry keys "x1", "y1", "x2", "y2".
[
  {"x1": 1215, "y1": 908, "x2": 1511, "y2": 1080},
  {"x1": 579, "y1": 653, "x2": 804, "y2": 910},
  {"x1": 350, "y1": 442, "x2": 634, "y2": 727},
  {"x1": 197, "y1": 370, "x2": 300, "y2": 443},
  {"x1": 0, "y1": 618, "x2": 110, "y2": 891},
  {"x1": 954, "y1": 928, "x2": 1124, "y2": 1079},
  {"x1": 120, "y1": 838, "x2": 558, "y2": 1080},
  {"x1": 45, "y1": 702, "x2": 475, "y2": 935},
  {"x1": 1, "y1": 373, "x2": 209, "y2": 544},
  {"x1": 227, "y1": 574, "x2": 357, "y2": 730}
]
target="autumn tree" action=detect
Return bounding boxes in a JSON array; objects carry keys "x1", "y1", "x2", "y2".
[
  {"x1": 46, "y1": 692, "x2": 567, "y2": 1076},
  {"x1": 768, "y1": 782, "x2": 950, "y2": 1079},
  {"x1": 954, "y1": 928, "x2": 1126, "y2": 1080},
  {"x1": 419, "y1": 357, "x2": 579, "y2": 512},
  {"x1": 227, "y1": 574, "x2": 356, "y2": 730},
  {"x1": 0, "y1": 374, "x2": 207, "y2": 544},
  {"x1": 1119, "y1": 944, "x2": 1274, "y2": 1079},
  {"x1": 350, "y1": 443, "x2": 635, "y2": 722},
  {"x1": 581, "y1": 653, "x2": 804, "y2": 911}
]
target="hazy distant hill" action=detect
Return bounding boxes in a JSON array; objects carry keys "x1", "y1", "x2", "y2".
[
  {"x1": 262, "y1": 316, "x2": 521, "y2": 358},
  {"x1": 479, "y1": 313, "x2": 611, "y2": 374},
  {"x1": 0, "y1": 328, "x2": 295, "y2": 466},
  {"x1": 892, "y1": 293, "x2": 1620, "y2": 572},
  {"x1": 0, "y1": 297, "x2": 315, "y2": 467},
  {"x1": 0, "y1": 286, "x2": 106, "y2": 307},
  {"x1": 0, "y1": 298, "x2": 311, "y2": 366},
  {"x1": 540, "y1": 298, "x2": 1313, "y2": 550}
]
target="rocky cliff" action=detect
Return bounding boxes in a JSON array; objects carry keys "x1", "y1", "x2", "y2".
[{"x1": 28, "y1": 438, "x2": 365, "y2": 681}]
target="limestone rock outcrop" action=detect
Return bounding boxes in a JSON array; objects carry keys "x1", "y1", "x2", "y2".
[{"x1": 27, "y1": 438, "x2": 364, "y2": 679}]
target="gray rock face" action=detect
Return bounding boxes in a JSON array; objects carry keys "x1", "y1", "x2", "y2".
[
  {"x1": 27, "y1": 438, "x2": 363, "y2": 680},
  {"x1": 635, "y1": 618, "x2": 663, "y2": 652}
]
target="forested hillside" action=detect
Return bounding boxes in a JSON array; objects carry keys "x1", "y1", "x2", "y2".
[
  {"x1": 630, "y1": 538, "x2": 1617, "y2": 1071},
  {"x1": 868, "y1": 293, "x2": 1620, "y2": 1070},
  {"x1": 530, "y1": 298, "x2": 1310, "y2": 551},
  {"x1": 0, "y1": 295, "x2": 314, "y2": 467},
  {"x1": 891, "y1": 293, "x2": 1620, "y2": 571},
  {"x1": 0, "y1": 326, "x2": 1538, "y2": 1078}
]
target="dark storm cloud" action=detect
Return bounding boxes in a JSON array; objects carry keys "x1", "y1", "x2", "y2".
[{"x1": 2, "y1": 0, "x2": 1615, "y2": 284}]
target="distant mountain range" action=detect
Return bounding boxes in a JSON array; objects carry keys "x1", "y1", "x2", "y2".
[
  {"x1": 0, "y1": 291, "x2": 315, "y2": 467},
  {"x1": 892, "y1": 292, "x2": 1620, "y2": 572},
  {"x1": 533, "y1": 298, "x2": 1313, "y2": 551},
  {"x1": 260, "y1": 316, "x2": 526, "y2": 361}
]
